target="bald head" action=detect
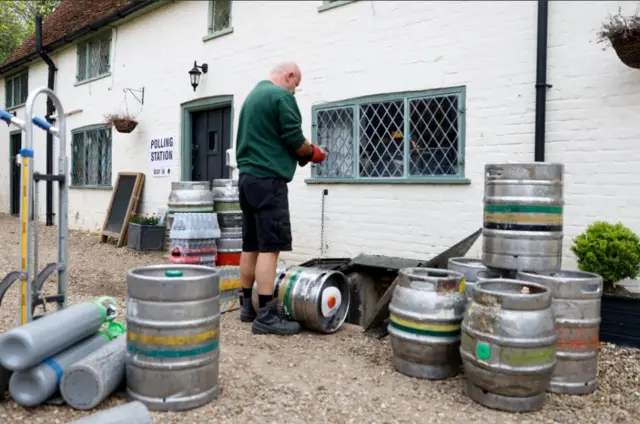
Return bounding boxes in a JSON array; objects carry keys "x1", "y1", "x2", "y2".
[{"x1": 269, "y1": 61, "x2": 301, "y2": 95}]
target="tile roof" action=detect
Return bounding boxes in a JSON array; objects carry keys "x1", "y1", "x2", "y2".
[{"x1": 1, "y1": 0, "x2": 152, "y2": 71}]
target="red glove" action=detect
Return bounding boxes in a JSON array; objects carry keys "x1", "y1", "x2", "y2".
[{"x1": 309, "y1": 145, "x2": 327, "y2": 164}]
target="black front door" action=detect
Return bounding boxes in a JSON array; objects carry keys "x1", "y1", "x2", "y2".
[
  {"x1": 10, "y1": 132, "x2": 21, "y2": 216},
  {"x1": 191, "y1": 106, "x2": 232, "y2": 183}
]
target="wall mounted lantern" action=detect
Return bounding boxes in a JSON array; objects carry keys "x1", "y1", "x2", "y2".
[{"x1": 189, "y1": 61, "x2": 208, "y2": 92}]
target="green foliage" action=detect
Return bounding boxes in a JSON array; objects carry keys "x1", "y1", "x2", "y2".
[
  {"x1": 130, "y1": 214, "x2": 160, "y2": 226},
  {"x1": 0, "y1": 1, "x2": 60, "y2": 65},
  {"x1": 571, "y1": 221, "x2": 640, "y2": 286}
]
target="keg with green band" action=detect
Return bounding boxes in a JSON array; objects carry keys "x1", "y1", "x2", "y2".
[
  {"x1": 279, "y1": 267, "x2": 303, "y2": 320},
  {"x1": 389, "y1": 313, "x2": 461, "y2": 337},
  {"x1": 483, "y1": 204, "x2": 563, "y2": 232}
]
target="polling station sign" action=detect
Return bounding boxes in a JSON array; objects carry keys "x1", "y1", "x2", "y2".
[{"x1": 149, "y1": 136, "x2": 175, "y2": 178}]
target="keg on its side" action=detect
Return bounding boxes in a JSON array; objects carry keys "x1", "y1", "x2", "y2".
[
  {"x1": 388, "y1": 268, "x2": 466, "y2": 380},
  {"x1": 126, "y1": 265, "x2": 220, "y2": 411},
  {"x1": 251, "y1": 266, "x2": 350, "y2": 334},
  {"x1": 461, "y1": 279, "x2": 557, "y2": 413},
  {"x1": 447, "y1": 257, "x2": 487, "y2": 301},
  {"x1": 166, "y1": 182, "x2": 215, "y2": 251},
  {"x1": 482, "y1": 163, "x2": 564, "y2": 272},
  {"x1": 517, "y1": 270, "x2": 602, "y2": 395}
]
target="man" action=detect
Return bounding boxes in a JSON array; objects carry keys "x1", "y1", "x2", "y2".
[{"x1": 235, "y1": 61, "x2": 327, "y2": 336}]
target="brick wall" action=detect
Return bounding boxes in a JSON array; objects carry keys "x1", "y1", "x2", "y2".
[{"x1": 0, "y1": 0, "x2": 637, "y2": 270}]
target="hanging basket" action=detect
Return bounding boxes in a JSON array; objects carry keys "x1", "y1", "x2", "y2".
[
  {"x1": 598, "y1": 10, "x2": 640, "y2": 70},
  {"x1": 111, "y1": 118, "x2": 138, "y2": 133},
  {"x1": 610, "y1": 33, "x2": 640, "y2": 69}
]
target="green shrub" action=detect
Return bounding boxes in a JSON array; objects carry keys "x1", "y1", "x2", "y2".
[
  {"x1": 129, "y1": 214, "x2": 159, "y2": 226},
  {"x1": 571, "y1": 221, "x2": 640, "y2": 286}
]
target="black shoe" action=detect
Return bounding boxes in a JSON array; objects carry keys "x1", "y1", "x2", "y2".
[
  {"x1": 239, "y1": 300, "x2": 257, "y2": 323},
  {"x1": 251, "y1": 299, "x2": 301, "y2": 335}
]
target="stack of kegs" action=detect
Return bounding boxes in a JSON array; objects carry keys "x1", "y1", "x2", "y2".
[
  {"x1": 169, "y1": 213, "x2": 220, "y2": 267},
  {"x1": 211, "y1": 179, "x2": 243, "y2": 313},
  {"x1": 212, "y1": 179, "x2": 242, "y2": 266},
  {"x1": 164, "y1": 182, "x2": 215, "y2": 252},
  {"x1": 447, "y1": 163, "x2": 566, "y2": 302},
  {"x1": 445, "y1": 163, "x2": 570, "y2": 413}
]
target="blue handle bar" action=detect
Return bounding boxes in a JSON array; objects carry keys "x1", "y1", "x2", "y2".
[
  {"x1": 0, "y1": 109, "x2": 13, "y2": 123},
  {"x1": 32, "y1": 116, "x2": 53, "y2": 131}
]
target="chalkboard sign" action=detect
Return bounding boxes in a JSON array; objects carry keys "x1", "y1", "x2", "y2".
[{"x1": 100, "y1": 172, "x2": 145, "y2": 247}]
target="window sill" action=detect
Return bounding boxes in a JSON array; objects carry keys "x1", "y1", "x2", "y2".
[
  {"x1": 318, "y1": 0, "x2": 355, "y2": 13},
  {"x1": 70, "y1": 185, "x2": 113, "y2": 190},
  {"x1": 305, "y1": 177, "x2": 471, "y2": 185},
  {"x1": 74, "y1": 73, "x2": 111, "y2": 87},
  {"x1": 5, "y1": 103, "x2": 25, "y2": 112},
  {"x1": 202, "y1": 27, "x2": 234, "y2": 42}
]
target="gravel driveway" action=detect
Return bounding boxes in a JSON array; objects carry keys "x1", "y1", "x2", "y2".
[{"x1": 0, "y1": 214, "x2": 638, "y2": 424}]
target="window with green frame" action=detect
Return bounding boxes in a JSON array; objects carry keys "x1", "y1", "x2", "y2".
[
  {"x1": 311, "y1": 87, "x2": 466, "y2": 181},
  {"x1": 208, "y1": 0, "x2": 232, "y2": 35},
  {"x1": 71, "y1": 125, "x2": 112, "y2": 188},
  {"x1": 5, "y1": 71, "x2": 28, "y2": 109},
  {"x1": 76, "y1": 32, "x2": 112, "y2": 83}
]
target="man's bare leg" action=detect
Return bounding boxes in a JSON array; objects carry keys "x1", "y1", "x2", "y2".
[
  {"x1": 255, "y1": 252, "x2": 279, "y2": 297},
  {"x1": 239, "y1": 251, "x2": 258, "y2": 322}
]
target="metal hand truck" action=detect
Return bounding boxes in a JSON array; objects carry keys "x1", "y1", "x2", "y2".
[{"x1": 0, "y1": 87, "x2": 69, "y2": 325}]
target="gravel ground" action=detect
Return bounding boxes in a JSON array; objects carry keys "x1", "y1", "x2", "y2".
[{"x1": 0, "y1": 213, "x2": 638, "y2": 424}]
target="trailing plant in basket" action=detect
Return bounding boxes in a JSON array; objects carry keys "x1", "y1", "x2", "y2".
[
  {"x1": 129, "y1": 214, "x2": 160, "y2": 226},
  {"x1": 597, "y1": 6, "x2": 640, "y2": 69},
  {"x1": 104, "y1": 112, "x2": 138, "y2": 134},
  {"x1": 571, "y1": 221, "x2": 640, "y2": 287}
]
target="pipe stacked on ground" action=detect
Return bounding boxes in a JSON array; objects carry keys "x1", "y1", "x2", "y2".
[
  {"x1": 0, "y1": 297, "x2": 118, "y2": 372},
  {"x1": 60, "y1": 334, "x2": 127, "y2": 410},
  {"x1": 66, "y1": 401, "x2": 153, "y2": 424},
  {"x1": 9, "y1": 322, "x2": 125, "y2": 407}
]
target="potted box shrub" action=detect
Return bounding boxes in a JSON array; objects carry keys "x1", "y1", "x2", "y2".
[
  {"x1": 571, "y1": 221, "x2": 640, "y2": 348},
  {"x1": 127, "y1": 214, "x2": 165, "y2": 252}
]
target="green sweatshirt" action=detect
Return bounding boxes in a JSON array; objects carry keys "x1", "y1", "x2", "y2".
[{"x1": 235, "y1": 80, "x2": 306, "y2": 182}]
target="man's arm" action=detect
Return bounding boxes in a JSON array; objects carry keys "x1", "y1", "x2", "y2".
[{"x1": 276, "y1": 94, "x2": 313, "y2": 158}]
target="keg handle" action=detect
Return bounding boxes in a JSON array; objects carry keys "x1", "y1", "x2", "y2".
[
  {"x1": 581, "y1": 283, "x2": 601, "y2": 294},
  {"x1": 486, "y1": 167, "x2": 503, "y2": 179}
]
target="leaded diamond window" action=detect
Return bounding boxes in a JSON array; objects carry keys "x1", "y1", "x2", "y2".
[{"x1": 312, "y1": 87, "x2": 466, "y2": 180}]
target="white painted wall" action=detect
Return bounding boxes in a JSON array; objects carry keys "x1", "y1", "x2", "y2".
[{"x1": 0, "y1": 0, "x2": 638, "y2": 268}]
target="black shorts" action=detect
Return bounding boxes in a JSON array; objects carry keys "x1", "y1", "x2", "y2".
[{"x1": 238, "y1": 173, "x2": 292, "y2": 253}]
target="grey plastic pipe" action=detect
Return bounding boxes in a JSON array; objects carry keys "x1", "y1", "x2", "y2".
[
  {"x1": 9, "y1": 322, "x2": 123, "y2": 407},
  {"x1": 66, "y1": 401, "x2": 153, "y2": 424},
  {"x1": 0, "y1": 297, "x2": 117, "y2": 372},
  {"x1": 60, "y1": 335, "x2": 126, "y2": 410}
]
